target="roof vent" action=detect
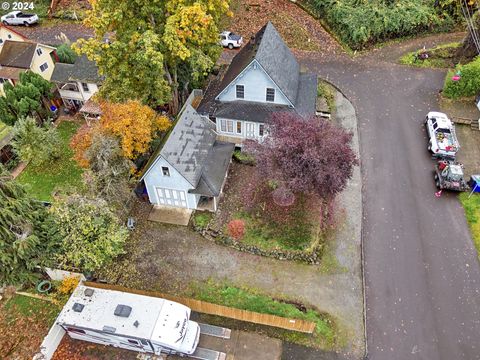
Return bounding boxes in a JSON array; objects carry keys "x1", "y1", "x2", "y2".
[
  {"x1": 114, "y1": 304, "x2": 132, "y2": 318},
  {"x1": 72, "y1": 303, "x2": 84, "y2": 313},
  {"x1": 102, "y1": 325, "x2": 116, "y2": 333},
  {"x1": 134, "y1": 320, "x2": 140, "y2": 327},
  {"x1": 84, "y1": 288, "x2": 94, "y2": 297}
]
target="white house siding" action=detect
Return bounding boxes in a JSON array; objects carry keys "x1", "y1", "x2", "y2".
[
  {"x1": 216, "y1": 60, "x2": 290, "y2": 106},
  {"x1": 144, "y1": 156, "x2": 199, "y2": 209},
  {"x1": 58, "y1": 81, "x2": 99, "y2": 103},
  {"x1": 215, "y1": 117, "x2": 266, "y2": 144}
]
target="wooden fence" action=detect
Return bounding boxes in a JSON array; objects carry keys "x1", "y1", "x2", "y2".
[{"x1": 83, "y1": 282, "x2": 316, "y2": 334}]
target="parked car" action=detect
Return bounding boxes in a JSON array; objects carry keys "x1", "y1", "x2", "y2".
[
  {"x1": 425, "y1": 111, "x2": 459, "y2": 160},
  {"x1": 219, "y1": 31, "x2": 243, "y2": 49},
  {"x1": 1, "y1": 11, "x2": 39, "y2": 26}
]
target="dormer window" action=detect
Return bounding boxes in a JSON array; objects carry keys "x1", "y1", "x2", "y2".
[
  {"x1": 36, "y1": 48, "x2": 42, "y2": 56},
  {"x1": 236, "y1": 85, "x2": 244, "y2": 99},
  {"x1": 266, "y1": 88, "x2": 275, "y2": 102},
  {"x1": 162, "y1": 167, "x2": 170, "y2": 176}
]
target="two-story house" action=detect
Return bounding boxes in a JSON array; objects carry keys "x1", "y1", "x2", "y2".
[
  {"x1": 50, "y1": 55, "x2": 102, "y2": 111},
  {"x1": 0, "y1": 32, "x2": 57, "y2": 95},
  {"x1": 197, "y1": 22, "x2": 317, "y2": 145}
]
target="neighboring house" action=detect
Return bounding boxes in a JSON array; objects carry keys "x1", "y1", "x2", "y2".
[
  {"x1": 50, "y1": 55, "x2": 102, "y2": 111},
  {"x1": 198, "y1": 22, "x2": 317, "y2": 145},
  {"x1": 0, "y1": 28, "x2": 57, "y2": 96},
  {"x1": 141, "y1": 90, "x2": 235, "y2": 212}
]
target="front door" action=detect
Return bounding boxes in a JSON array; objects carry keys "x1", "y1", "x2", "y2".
[{"x1": 245, "y1": 122, "x2": 255, "y2": 139}]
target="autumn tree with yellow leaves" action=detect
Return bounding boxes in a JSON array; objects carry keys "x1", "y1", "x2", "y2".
[
  {"x1": 71, "y1": 100, "x2": 171, "y2": 167},
  {"x1": 74, "y1": 0, "x2": 230, "y2": 113}
]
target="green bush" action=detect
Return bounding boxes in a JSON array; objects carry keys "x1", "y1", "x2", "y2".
[
  {"x1": 304, "y1": 0, "x2": 454, "y2": 49},
  {"x1": 56, "y1": 44, "x2": 77, "y2": 64},
  {"x1": 443, "y1": 57, "x2": 480, "y2": 99},
  {"x1": 233, "y1": 150, "x2": 255, "y2": 165}
]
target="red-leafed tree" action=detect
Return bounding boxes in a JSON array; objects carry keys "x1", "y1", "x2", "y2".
[{"x1": 245, "y1": 112, "x2": 358, "y2": 202}]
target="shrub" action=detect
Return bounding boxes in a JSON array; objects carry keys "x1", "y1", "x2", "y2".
[
  {"x1": 12, "y1": 117, "x2": 61, "y2": 167},
  {"x1": 56, "y1": 44, "x2": 77, "y2": 64},
  {"x1": 57, "y1": 276, "x2": 80, "y2": 295},
  {"x1": 443, "y1": 57, "x2": 480, "y2": 99},
  {"x1": 233, "y1": 150, "x2": 255, "y2": 165},
  {"x1": 227, "y1": 219, "x2": 245, "y2": 240}
]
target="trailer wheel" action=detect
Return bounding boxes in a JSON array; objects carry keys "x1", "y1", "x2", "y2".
[
  {"x1": 228, "y1": 43, "x2": 233, "y2": 49},
  {"x1": 434, "y1": 174, "x2": 438, "y2": 181},
  {"x1": 435, "y1": 180, "x2": 440, "y2": 188}
]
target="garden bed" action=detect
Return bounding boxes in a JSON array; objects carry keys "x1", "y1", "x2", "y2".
[
  {"x1": 16, "y1": 120, "x2": 84, "y2": 201},
  {"x1": 399, "y1": 42, "x2": 461, "y2": 68},
  {"x1": 201, "y1": 162, "x2": 327, "y2": 262}
]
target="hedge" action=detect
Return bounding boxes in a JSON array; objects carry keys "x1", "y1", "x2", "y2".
[
  {"x1": 443, "y1": 57, "x2": 480, "y2": 99},
  {"x1": 303, "y1": 0, "x2": 454, "y2": 50}
]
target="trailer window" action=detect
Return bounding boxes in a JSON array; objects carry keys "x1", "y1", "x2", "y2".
[
  {"x1": 432, "y1": 121, "x2": 437, "y2": 130},
  {"x1": 140, "y1": 339, "x2": 149, "y2": 345},
  {"x1": 128, "y1": 339, "x2": 140, "y2": 345}
]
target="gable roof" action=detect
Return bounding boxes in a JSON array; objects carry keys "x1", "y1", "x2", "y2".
[
  {"x1": 215, "y1": 22, "x2": 299, "y2": 105},
  {"x1": 51, "y1": 55, "x2": 102, "y2": 83},
  {"x1": 0, "y1": 24, "x2": 29, "y2": 41},
  {"x1": 160, "y1": 104, "x2": 217, "y2": 186},
  {"x1": 0, "y1": 40, "x2": 36, "y2": 68}
]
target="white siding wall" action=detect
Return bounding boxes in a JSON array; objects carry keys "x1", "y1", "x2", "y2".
[
  {"x1": 144, "y1": 156, "x2": 198, "y2": 209},
  {"x1": 58, "y1": 81, "x2": 99, "y2": 102},
  {"x1": 215, "y1": 117, "x2": 266, "y2": 143},
  {"x1": 217, "y1": 60, "x2": 291, "y2": 106}
]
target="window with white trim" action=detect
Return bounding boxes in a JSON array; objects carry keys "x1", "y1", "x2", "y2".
[
  {"x1": 36, "y1": 48, "x2": 42, "y2": 56},
  {"x1": 266, "y1": 88, "x2": 275, "y2": 102},
  {"x1": 81, "y1": 82, "x2": 89, "y2": 92},
  {"x1": 236, "y1": 121, "x2": 242, "y2": 134},
  {"x1": 219, "y1": 119, "x2": 235, "y2": 134},
  {"x1": 236, "y1": 84, "x2": 244, "y2": 99},
  {"x1": 259, "y1": 124, "x2": 265, "y2": 136},
  {"x1": 162, "y1": 166, "x2": 170, "y2": 176},
  {"x1": 39, "y1": 62, "x2": 48, "y2": 72}
]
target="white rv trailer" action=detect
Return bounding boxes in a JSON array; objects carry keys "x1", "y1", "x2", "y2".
[{"x1": 56, "y1": 285, "x2": 200, "y2": 356}]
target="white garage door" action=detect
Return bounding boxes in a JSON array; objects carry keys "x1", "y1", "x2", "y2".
[{"x1": 155, "y1": 187, "x2": 188, "y2": 208}]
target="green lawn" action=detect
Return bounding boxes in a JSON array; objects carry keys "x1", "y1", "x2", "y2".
[
  {"x1": 190, "y1": 281, "x2": 337, "y2": 349},
  {"x1": 16, "y1": 121, "x2": 83, "y2": 201},
  {"x1": 4, "y1": 294, "x2": 60, "y2": 325},
  {"x1": 459, "y1": 193, "x2": 480, "y2": 259}
]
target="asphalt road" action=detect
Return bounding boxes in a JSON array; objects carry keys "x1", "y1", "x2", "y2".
[{"x1": 301, "y1": 54, "x2": 480, "y2": 359}]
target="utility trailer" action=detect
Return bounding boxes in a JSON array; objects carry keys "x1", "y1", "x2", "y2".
[
  {"x1": 425, "y1": 111, "x2": 459, "y2": 160},
  {"x1": 56, "y1": 285, "x2": 226, "y2": 360},
  {"x1": 434, "y1": 160, "x2": 470, "y2": 192}
]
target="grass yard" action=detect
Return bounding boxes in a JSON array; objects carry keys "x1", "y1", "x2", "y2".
[
  {"x1": 16, "y1": 120, "x2": 83, "y2": 201},
  {"x1": 0, "y1": 294, "x2": 61, "y2": 359},
  {"x1": 399, "y1": 42, "x2": 461, "y2": 68},
  {"x1": 189, "y1": 281, "x2": 337, "y2": 349},
  {"x1": 459, "y1": 193, "x2": 480, "y2": 259}
]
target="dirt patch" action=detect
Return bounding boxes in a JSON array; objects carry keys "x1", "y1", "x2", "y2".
[{"x1": 224, "y1": 0, "x2": 342, "y2": 57}]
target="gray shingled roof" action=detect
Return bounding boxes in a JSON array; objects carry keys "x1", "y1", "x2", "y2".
[
  {"x1": 0, "y1": 40, "x2": 36, "y2": 68},
  {"x1": 189, "y1": 141, "x2": 235, "y2": 196},
  {"x1": 294, "y1": 73, "x2": 317, "y2": 117},
  {"x1": 160, "y1": 104, "x2": 217, "y2": 186},
  {"x1": 255, "y1": 22, "x2": 299, "y2": 105},
  {"x1": 51, "y1": 55, "x2": 102, "y2": 83},
  {"x1": 198, "y1": 22, "x2": 316, "y2": 118},
  {"x1": 214, "y1": 100, "x2": 293, "y2": 123}
]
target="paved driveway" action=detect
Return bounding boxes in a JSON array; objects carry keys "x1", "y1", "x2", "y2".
[{"x1": 301, "y1": 36, "x2": 480, "y2": 360}]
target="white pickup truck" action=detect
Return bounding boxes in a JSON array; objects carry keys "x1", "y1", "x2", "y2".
[
  {"x1": 1, "y1": 11, "x2": 39, "y2": 26},
  {"x1": 425, "y1": 111, "x2": 459, "y2": 160},
  {"x1": 219, "y1": 31, "x2": 243, "y2": 49}
]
